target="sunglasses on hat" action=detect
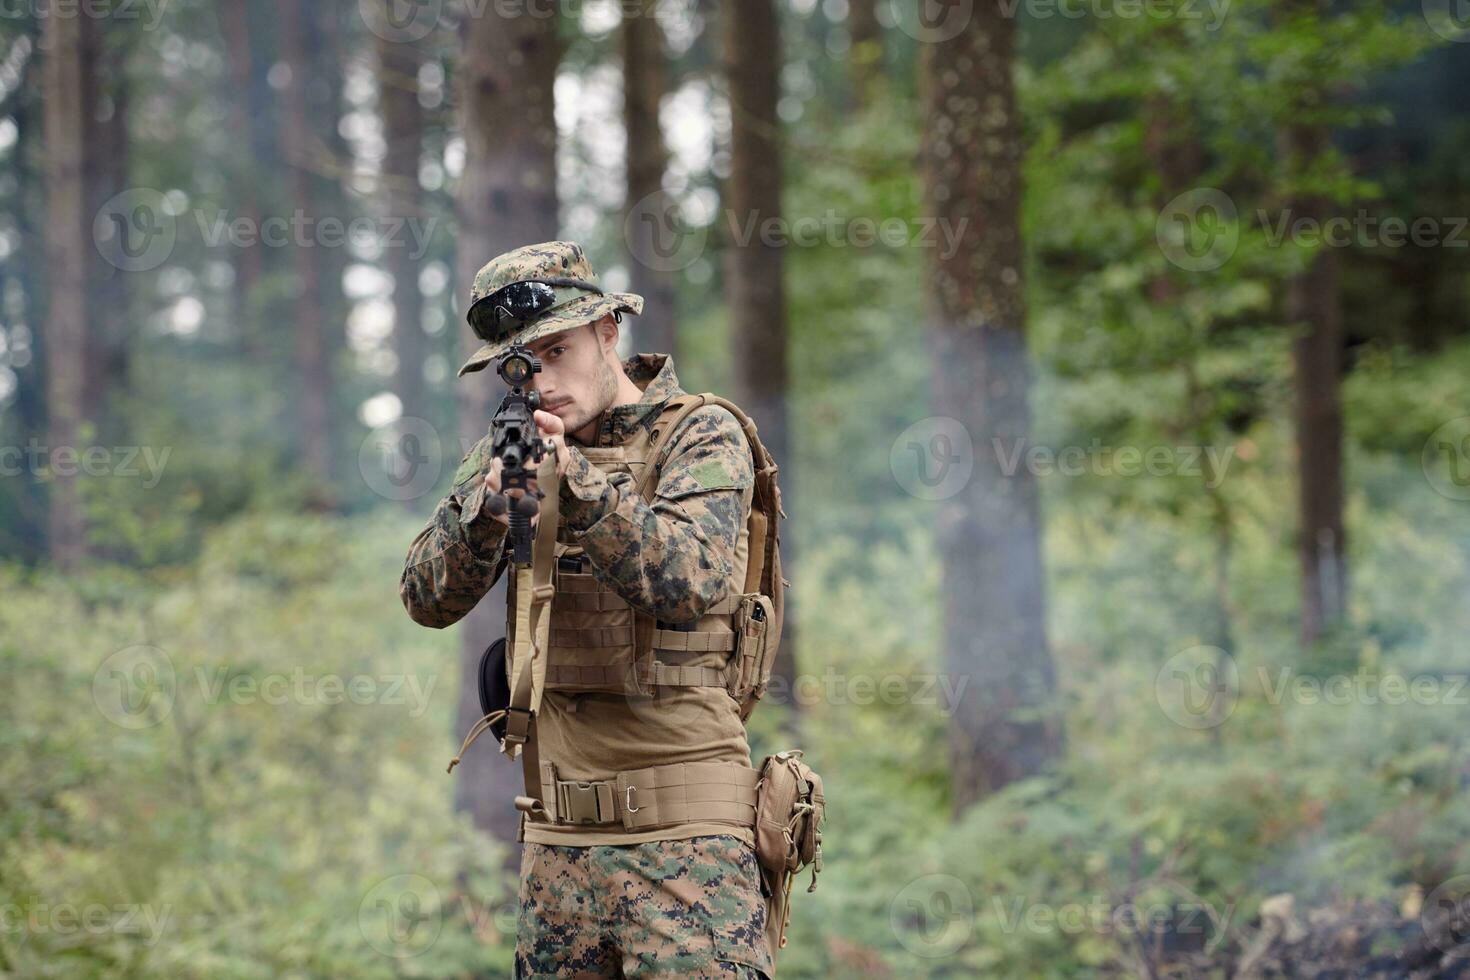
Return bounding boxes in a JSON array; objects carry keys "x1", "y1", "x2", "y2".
[{"x1": 466, "y1": 277, "x2": 603, "y2": 343}]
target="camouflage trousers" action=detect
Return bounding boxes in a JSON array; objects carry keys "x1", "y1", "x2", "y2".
[{"x1": 515, "y1": 834, "x2": 773, "y2": 979}]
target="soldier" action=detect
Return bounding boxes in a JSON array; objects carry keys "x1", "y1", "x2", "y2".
[{"x1": 400, "y1": 241, "x2": 775, "y2": 978}]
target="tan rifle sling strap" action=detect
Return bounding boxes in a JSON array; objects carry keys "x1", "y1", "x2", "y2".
[{"x1": 503, "y1": 452, "x2": 561, "y2": 822}]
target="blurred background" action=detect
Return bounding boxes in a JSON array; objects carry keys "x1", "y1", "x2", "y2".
[{"x1": 4, "y1": 0, "x2": 1470, "y2": 976}]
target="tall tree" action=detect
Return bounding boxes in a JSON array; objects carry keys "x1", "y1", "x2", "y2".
[
  {"x1": 922, "y1": 2, "x2": 1062, "y2": 810},
  {"x1": 622, "y1": 0, "x2": 676, "y2": 358},
  {"x1": 724, "y1": 0, "x2": 798, "y2": 712},
  {"x1": 1276, "y1": 0, "x2": 1346, "y2": 648},
  {"x1": 80, "y1": 17, "x2": 129, "y2": 423},
  {"x1": 218, "y1": 0, "x2": 264, "y2": 340},
  {"x1": 274, "y1": 0, "x2": 333, "y2": 495},
  {"x1": 453, "y1": 3, "x2": 561, "y2": 849},
  {"x1": 848, "y1": 0, "x2": 882, "y2": 108},
  {"x1": 376, "y1": 19, "x2": 427, "y2": 427},
  {"x1": 41, "y1": 8, "x2": 88, "y2": 570}
]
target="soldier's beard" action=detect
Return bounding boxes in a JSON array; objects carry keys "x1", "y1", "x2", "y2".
[{"x1": 561, "y1": 356, "x2": 620, "y2": 440}]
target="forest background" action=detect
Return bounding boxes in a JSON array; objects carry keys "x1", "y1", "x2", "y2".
[{"x1": 5, "y1": 0, "x2": 1470, "y2": 976}]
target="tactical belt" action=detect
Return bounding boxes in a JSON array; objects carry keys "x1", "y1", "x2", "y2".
[
  {"x1": 527, "y1": 760, "x2": 759, "y2": 832},
  {"x1": 544, "y1": 662, "x2": 727, "y2": 688}
]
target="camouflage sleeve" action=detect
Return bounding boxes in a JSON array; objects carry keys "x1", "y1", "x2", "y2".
[
  {"x1": 399, "y1": 434, "x2": 510, "y2": 628},
  {"x1": 560, "y1": 405, "x2": 754, "y2": 624}
]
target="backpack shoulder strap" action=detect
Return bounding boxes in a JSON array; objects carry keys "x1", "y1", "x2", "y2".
[
  {"x1": 696, "y1": 394, "x2": 783, "y2": 522},
  {"x1": 633, "y1": 393, "x2": 709, "y2": 501}
]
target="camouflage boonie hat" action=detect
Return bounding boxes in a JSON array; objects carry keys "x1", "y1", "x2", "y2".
[{"x1": 458, "y1": 241, "x2": 643, "y2": 377}]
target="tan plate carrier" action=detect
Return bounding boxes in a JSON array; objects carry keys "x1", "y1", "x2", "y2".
[{"x1": 477, "y1": 393, "x2": 783, "y2": 837}]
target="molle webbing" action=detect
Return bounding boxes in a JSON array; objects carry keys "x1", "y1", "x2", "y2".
[
  {"x1": 538, "y1": 760, "x2": 758, "y2": 831},
  {"x1": 543, "y1": 661, "x2": 727, "y2": 689}
]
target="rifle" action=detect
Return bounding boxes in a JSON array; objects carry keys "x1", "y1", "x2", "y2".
[
  {"x1": 486, "y1": 344, "x2": 554, "y2": 565},
  {"x1": 447, "y1": 344, "x2": 556, "y2": 771}
]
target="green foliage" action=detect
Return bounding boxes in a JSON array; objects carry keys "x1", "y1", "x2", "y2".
[{"x1": 0, "y1": 512, "x2": 512, "y2": 978}]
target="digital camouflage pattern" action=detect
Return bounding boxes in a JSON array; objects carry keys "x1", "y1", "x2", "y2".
[
  {"x1": 516, "y1": 835, "x2": 772, "y2": 978},
  {"x1": 399, "y1": 354, "x2": 753, "y2": 629},
  {"x1": 459, "y1": 240, "x2": 644, "y2": 377}
]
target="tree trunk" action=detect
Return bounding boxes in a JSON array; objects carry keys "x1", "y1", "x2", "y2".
[
  {"x1": 81, "y1": 20, "x2": 130, "y2": 430},
  {"x1": 921, "y1": 3, "x2": 1062, "y2": 812},
  {"x1": 454, "y1": 3, "x2": 562, "y2": 852},
  {"x1": 219, "y1": 0, "x2": 263, "y2": 343},
  {"x1": 275, "y1": 0, "x2": 333, "y2": 497},
  {"x1": 377, "y1": 21, "x2": 427, "y2": 431},
  {"x1": 622, "y1": 0, "x2": 676, "y2": 359},
  {"x1": 848, "y1": 0, "x2": 881, "y2": 108},
  {"x1": 724, "y1": 0, "x2": 798, "y2": 719},
  {"x1": 42, "y1": 9, "x2": 89, "y2": 570},
  {"x1": 1274, "y1": 0, "x2": 1346, "y2": 650},
  {"x1": 1282, "y1": 120, "x2": 1346, "y2": 648}
]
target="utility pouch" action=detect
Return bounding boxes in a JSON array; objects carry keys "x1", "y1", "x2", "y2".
[
  {"x1": 754, "y1": 750, "x2": 825, "y2": 956},
  {"x1": 729, "y1": 593, "x2": 776, "y2": 719}
]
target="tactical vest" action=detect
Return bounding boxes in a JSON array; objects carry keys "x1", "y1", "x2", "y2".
[
  {"x1": 445, "y1": 392, "x2": 786, "y2": 833},
  {"x1": 523, "y1": 391, "x2": 779, "y2": 706}
]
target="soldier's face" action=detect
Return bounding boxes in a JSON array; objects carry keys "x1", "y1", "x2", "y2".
[{"x1": 525, "y1": 317, "x2": 620, "y2": 434}]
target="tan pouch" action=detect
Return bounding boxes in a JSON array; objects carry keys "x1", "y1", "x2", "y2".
[
  {"x1": 729, "y1": 593, "x2": 776, "y2": 719},
  {"x1": 754, "y1": 750, "x2": 825, "y2": 957}
]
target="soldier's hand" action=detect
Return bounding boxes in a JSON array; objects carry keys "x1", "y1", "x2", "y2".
[
  {"x1": 533, "y1": 409, "x2": 571, "y2": 477},
  {"x1": 482, "y1": 457, "x2": 537, "y2": 529}
]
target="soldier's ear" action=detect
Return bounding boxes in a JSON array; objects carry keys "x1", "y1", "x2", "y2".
[{"x1": 593, "y1": 314, "x2": 619, "y2": 354}]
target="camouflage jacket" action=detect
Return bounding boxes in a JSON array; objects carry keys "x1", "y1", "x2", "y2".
[{"x1": 399, "y1": 354, "x2": 755, "y2": 628}]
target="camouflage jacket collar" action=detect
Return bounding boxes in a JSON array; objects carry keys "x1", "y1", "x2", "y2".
[{"x1": 581, "y1": 353, "x2": 684, "y2": 447}]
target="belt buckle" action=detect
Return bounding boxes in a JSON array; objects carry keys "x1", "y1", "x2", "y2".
[{"x1": 558, "y1": 780, "x2": 605, "y2": 825}]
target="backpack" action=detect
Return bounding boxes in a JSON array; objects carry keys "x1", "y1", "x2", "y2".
[{"x1": 639, "y1": 393, "x2": 787, "y2": 718}]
